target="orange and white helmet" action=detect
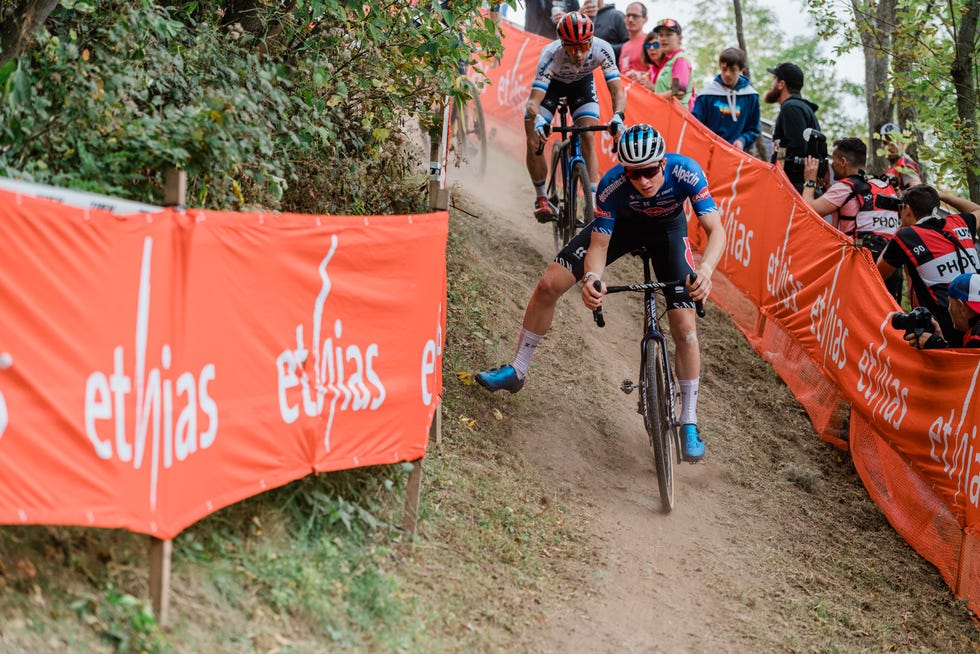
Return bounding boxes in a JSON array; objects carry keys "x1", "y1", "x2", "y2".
[{"x1": 557, "y1": 12, "x2": 594, "y2": 45}]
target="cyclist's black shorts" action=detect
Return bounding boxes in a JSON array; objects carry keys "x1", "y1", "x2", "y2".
[
  {"x1": 555, "y1": 207, "x2": 697, "y2": 310},
  {"x1": 532, "y1": 77, "x2": 598, "y2": 121}
]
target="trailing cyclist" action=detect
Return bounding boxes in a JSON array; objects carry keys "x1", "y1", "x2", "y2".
[
  {"x1": 477, "y1": 124, "x2": 727, "y2": 462},
  {"x1": 525, "y1": 12, "x2": 627, "y2": 222}
]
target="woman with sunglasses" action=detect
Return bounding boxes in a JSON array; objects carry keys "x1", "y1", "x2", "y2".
[
  {"x1": 627, "y1": 19, "x2": 696, "y2": 110},
  {"x1": 525, "y1": 12, "x2": 627, "y2": 222},
  {"x1": 477, "y1": 124, "x2": 727, "y2": 463}
]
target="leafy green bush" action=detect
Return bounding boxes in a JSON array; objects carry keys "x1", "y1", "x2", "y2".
[{"x1": 0, "y1": 0, "x2": 500, "y2": 213}]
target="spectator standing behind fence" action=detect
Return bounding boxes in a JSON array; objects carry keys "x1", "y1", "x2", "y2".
[
  {"x1": 525, "y1": 0, "x2": 581, "y2": 39},
  {"x1": 903, "y1": 273, "x2": 980, "y2": 349},
  {"x1": 877, "y1": 185, "x2": 980, "y2": 343},
  {"x1": 690, "y1": 47, "x2": 759, "y2": 151},
  {"x1": 764, "y1": 62, "x2": 820, "y2": 194},
  {"x1": 801, "y1": 138, "x2": 904, "y2": 302},
  {"x1": 624, "y1": 31, "x2": 663, "y2": 88},
  {"x1": 879, "y1": 122, "x2": 923, "y2": 191},
  {"x1": 579, "y1": 0, "x2": 628, "y2": 59},
  {"x1": 644, "y1": 18, "x2": 696, "y2": 110},
  {"x1": 617, "y1": 2, "x2": 648, "y2": 74}
]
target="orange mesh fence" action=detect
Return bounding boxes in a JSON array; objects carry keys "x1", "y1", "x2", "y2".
[{"x1": 482, "y1": 19, "x2": 980, "y2": 615}]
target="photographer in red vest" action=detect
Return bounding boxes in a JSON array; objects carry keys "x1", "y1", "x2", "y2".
[{"x1": 877, "y1": 185, "x2": 980, "y2": 343}]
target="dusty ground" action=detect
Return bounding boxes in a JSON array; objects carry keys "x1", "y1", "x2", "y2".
[{"x1": 449, "y1": 145, "x2": 978, "y2": 653}]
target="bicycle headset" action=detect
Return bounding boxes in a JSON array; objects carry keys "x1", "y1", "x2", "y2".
[{"x1": 618, "y1": 124, "x2": 667, "y2": 167}]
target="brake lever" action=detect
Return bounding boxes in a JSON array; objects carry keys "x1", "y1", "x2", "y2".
[
  {"x1": 592, "y1": 279, "x2": 605, "y2": 328},
  {"x1": 688, "y1": 272, "x2": 705, "y2": 318}
]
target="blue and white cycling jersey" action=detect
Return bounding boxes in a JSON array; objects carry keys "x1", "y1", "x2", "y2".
[
  {"x1": 532, "y1": 38, "x2": 620, "y2": 92},
  {"x1": 592, "y1": 153, "x2": 718, "y2": 234}
]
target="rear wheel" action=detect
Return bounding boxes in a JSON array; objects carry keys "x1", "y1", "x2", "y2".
[
  {"x1": 643, "y1": 339, "x2": 675, "y2": 513},
  {"x1": 451, "y1": 79, "x2": 487, "y2": 177},
  {"x1": 549, "y1": 144, "x2": 565, "y2": 252},
  {"x1": 564, "y1": 161, "x2": 593, "y2": 248}
]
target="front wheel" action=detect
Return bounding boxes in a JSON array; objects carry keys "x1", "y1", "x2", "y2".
[
  {"x1": 564, "y1": 161, "x2": 593, "y2": 248},
  {"x1": 643, "y1": 339, "x2": 675, "y2": 513}
]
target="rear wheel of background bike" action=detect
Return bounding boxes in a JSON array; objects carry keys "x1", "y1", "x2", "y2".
[
  {"x1": 564, "y1": 161, "x2": 593, "y2": 247},
  {"x1": 643, "y1": 341, "x2": 675, "y2": 512},
  {"x1": 451, "y1": 79, "x2": 488, "y2": 178},
  {"x1": 549, "y1": 144, "x2": 566, "y2": 253}
]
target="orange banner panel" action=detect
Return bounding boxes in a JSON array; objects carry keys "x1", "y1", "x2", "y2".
[{"x1": 0, "y1": 188, "x2": 447, "y2": 538}]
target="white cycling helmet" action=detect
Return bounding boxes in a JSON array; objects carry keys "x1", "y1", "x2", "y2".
[{"x1": 618, "y1": 124, "x2": 666, "y2": 167}]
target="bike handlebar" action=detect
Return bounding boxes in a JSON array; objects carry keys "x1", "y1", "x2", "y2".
[
  {"x1": 591, "y1": 272, "x2": 705, "y2": 328},
  {"x1": 534, "y1": 124, "x2": 622, "y2": 156}
]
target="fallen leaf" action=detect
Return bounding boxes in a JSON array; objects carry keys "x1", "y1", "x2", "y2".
[{"x1": 456, "y1": 371, "x2": 474, "y2": 385}]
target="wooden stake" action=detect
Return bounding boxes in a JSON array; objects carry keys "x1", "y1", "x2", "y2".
[
  {"x1": 149, "y1": 536, "x2": 172, "y2": 625},
  {"x1": 402, "y1": 459, "x2": 424, "y2": 537}
]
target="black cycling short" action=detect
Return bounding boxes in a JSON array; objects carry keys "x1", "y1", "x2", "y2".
[
  {"x1": 555, "y1": 207, "x2": 697, "y2": 310},
  {"x1": 529, "y1": 77, "x2": 598, "y2": 121}
]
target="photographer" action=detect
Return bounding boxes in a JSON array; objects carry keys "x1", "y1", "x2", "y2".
[
  {"x1": 877, "y1": 184, "x2": 980, "y2": 343},
  {"x1": 764, "y1": 62, "x2": 820, "y2": 193},
  {"x1": 803, "y1": 138, "x2": 903, "y2": 301},
  {"x1": 898, "y1": 273, "x2": 980, "y2": 349}
]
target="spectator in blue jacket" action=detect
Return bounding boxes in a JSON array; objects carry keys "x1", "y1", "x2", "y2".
[{"x1": 691, "y1": 48, "x2": 760, "y2": 151}]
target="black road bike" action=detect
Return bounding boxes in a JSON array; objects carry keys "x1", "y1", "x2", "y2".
[{"x1": 592, "y1": 251, "x2": 704, "y2": 513}]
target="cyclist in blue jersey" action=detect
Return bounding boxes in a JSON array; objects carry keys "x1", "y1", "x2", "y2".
[
  {"x1": 527, "y1": 12, "x2": 627, "y2": 221},
  {"x1": 478, "y1": 124, "x2": 727, "y2": 462}
]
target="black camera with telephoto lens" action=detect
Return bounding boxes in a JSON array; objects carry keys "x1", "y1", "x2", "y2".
[
  {"x1": 873, "y1": 193, "x2": 902, "y2": 212},
  {"x1": 785, "y1": 128, "x2": 829, "y2": 179},
  {"x1": 890, "y1": 306, "x2": 933, "y2": 333}
]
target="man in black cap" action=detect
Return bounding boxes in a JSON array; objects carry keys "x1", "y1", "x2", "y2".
[{"x1": 764, "y1": 62, "x2": 821, "y2": 194}]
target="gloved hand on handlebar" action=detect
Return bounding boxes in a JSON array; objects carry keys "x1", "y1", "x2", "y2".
[
  {"x1": 609, "y1": 111, "x2": 625, "y2": 136},
  {"x1": 534, "y1": 114, "x2": 550, "y2": 140}
]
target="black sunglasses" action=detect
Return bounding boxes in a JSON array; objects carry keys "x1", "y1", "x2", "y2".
[{"x1": 624, "y1": 164, "x2": 662, "y2": 180}]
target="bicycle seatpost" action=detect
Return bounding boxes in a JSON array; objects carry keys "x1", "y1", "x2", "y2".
[
  {"x1": 591, "y1": 279, "x2": 605, "y2": 327},
  {"x1": 688, "y1": 272, "x2": 705, "y2": 318}
]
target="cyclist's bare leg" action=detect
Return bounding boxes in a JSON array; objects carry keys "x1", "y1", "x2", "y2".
[
  {"x1": 667, "y1": 308, "x2": 700, "y2": 380},
  {"x1": 522, "y1": 263, "x2": 578, "y2": 334},
  {"x1": 575, "y1": 116, "x2": 600, "y2": 184}
]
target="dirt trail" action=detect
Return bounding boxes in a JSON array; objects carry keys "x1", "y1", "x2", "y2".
[{"x1": 450, "y1": 146, "x2": 977, "y2": 652}]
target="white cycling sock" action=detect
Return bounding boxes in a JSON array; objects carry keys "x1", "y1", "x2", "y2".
[
  {"x1": 533, "y1": 179, "x2": 548, "y2": 198},
  {"x1": 679, "y1": 378, "x2": 699, "y2": 425},
  {"x1": 510, "y1": 328, "x2": 542, "y2": 378}
]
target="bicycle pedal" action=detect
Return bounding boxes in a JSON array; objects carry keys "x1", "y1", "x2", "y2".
[{"x1": 620, "y1": 379, "x2": 637, "y2": 394}]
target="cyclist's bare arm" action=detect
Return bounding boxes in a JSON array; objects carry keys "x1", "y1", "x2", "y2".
[
  {"x1": 939, "y1": 190, "x2": 980, "y2": 220},
  {"x1": 689, "y1": 210, "x2": 726, "y2": 301},
  {"x1": 581, "y1": 230, "x2": 612, "y2": 309},
  {"x1": 525, "y1": 88, "x2": 546, "y2": 123},
  {"x1": 607, "y1": 78, "x2": 627, "y2": 116}
]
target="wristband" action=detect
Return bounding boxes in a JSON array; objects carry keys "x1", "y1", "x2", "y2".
[
  {"x1": 583, "y1": 271, "x2": 600, "y2": 284},
  {"x1": 804, "y1": 180, "x2": 817, "y2": 188}
]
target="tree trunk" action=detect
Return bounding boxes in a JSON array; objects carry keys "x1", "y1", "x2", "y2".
[
  {"x1": 0, "y1": 0, "x2": 61, "y2": 67},
  {"x1": 732, "y1": 0, "x2": 749, "y2": 77},
  {"x1": 852, "y1": 0, "x2": 894, "y2": 175},
  {"x1": 950, "y1": 0, "x2": 980, "y2": 201}
]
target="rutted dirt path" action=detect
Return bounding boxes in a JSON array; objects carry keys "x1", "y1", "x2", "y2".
[{"x1": 450, "y1": 146, "x2": 977, "y2": 652}]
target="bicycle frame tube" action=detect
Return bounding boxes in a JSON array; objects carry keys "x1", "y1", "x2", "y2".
[{"x1": 639, "y1": 256, "x2": 677, "y2": 431}]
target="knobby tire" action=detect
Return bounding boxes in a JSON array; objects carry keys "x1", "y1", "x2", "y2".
[
  {"x1": 644, "y1": 338, "x2": 675, "y2": 513},
  {"x1": 549, "y1": 144, "x2": 565, "y2": 253},
  {"x1": 566, "y1": 162, "x2": 593, "y2": 248},
  {"x1": 453, "y1": 79, "x2": 487, "y2": 177}
]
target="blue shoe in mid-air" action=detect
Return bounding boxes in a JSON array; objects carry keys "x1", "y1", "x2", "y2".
[
  {"x1": 475, "y1": 365, "x2": 525, "y2": 394},
  {"x1": 680, "y1": 424, "x2": 705, "y2": 462}
]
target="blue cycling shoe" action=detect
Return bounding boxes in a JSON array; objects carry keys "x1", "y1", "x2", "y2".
[
  {"x1": 475, "y1": 365, "x2": 525, "y2": 394},
  {"x1": 680, "y1": 424, "x2": 705, "y2": 462}
]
